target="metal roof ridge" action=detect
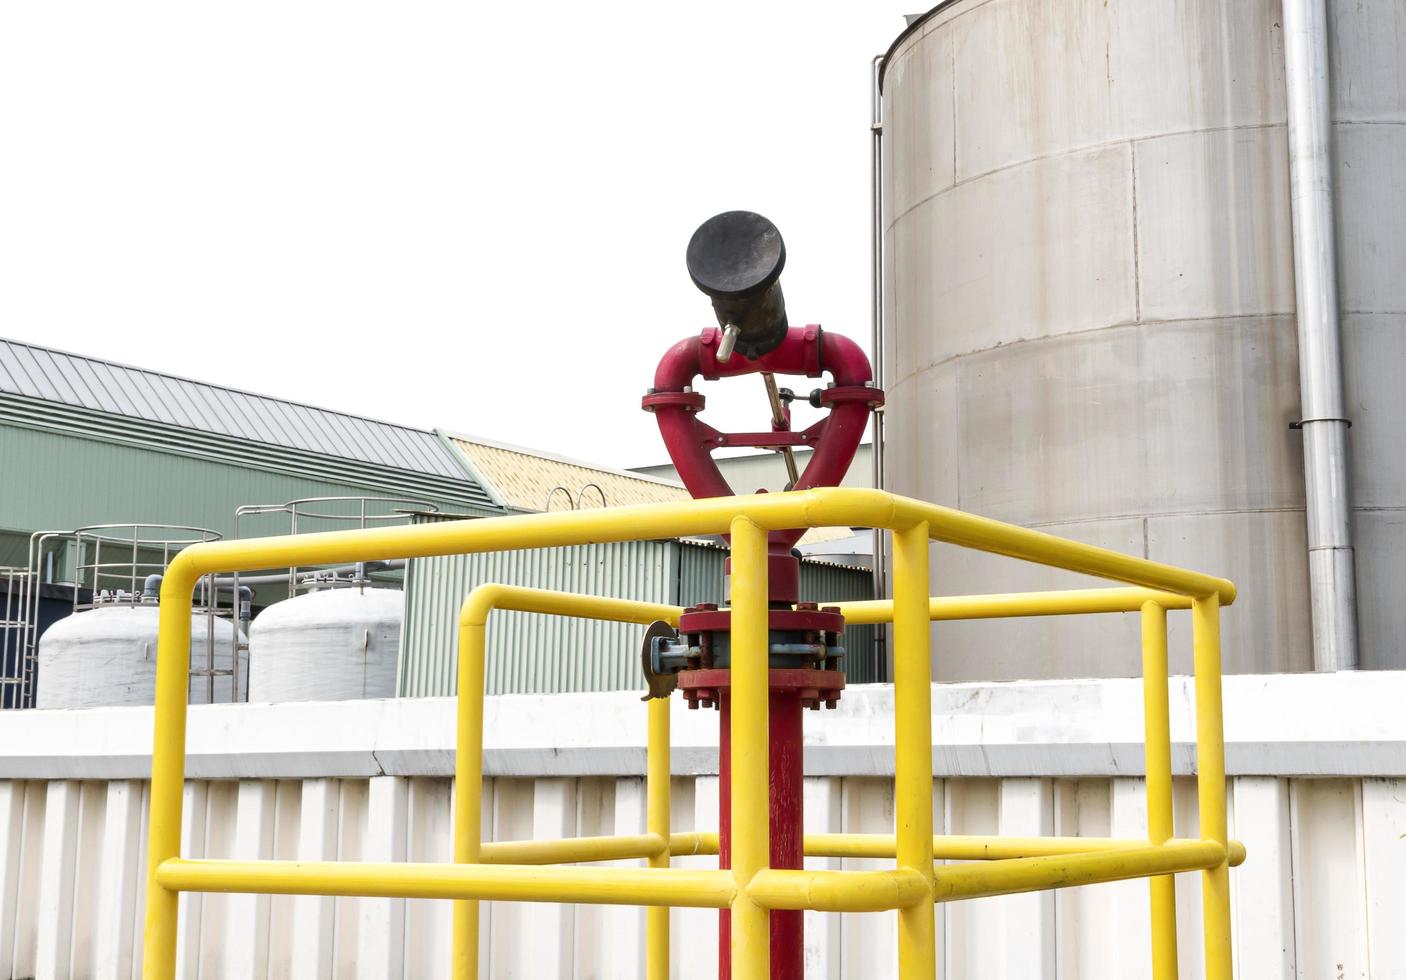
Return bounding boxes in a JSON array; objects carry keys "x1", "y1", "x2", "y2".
[{"x1": 0, "y1": 335, "x2": 440, "y2": 438}]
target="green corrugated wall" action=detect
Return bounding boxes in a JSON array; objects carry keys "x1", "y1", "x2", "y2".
[
  {"x1": 398, "y1": 537, "x2": 680, "y2": 696},
  {"x1": 398, "y1": 524, "x2": 877, "y2": 696},
  {"x1": 0, "y1": 423, "x2": 491, "y2": 541}
]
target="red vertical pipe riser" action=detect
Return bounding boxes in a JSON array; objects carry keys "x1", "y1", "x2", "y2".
[{"x1": 718, "y1": 685, "x2": 805, "y2": 980}]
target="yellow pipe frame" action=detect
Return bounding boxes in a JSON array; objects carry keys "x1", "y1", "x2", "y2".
[
  {"x1": 728, "y1": 517, "x2": 771, "y2": 978},
  {"x1": 137, "y1": 487, "x2": 1239, "y2": 980},
  {"x1": 833, "y1": 585, "x2": 1195, "y2": 625},
  {"x1": 1142, "y1": 602, "x2": 1179, "y2": 979},
  {"x1": 893, "y1": 523, "x2": 937, "y2": 979},
  {"x1": 1194, "y1": 597, "x2": 1233, "y2": 980},
  {"x1": 647, "y1": 680, "x2": 672, "y2": 980},
  {"x1": 155, "y1": 858, "x2": 736, "y2": 907},
  {"x1": 930, "y1": 840, "x2": 1228, "y2": 903},
  {"x1": 452, "y1": 584, "x2": 683, "y2": 980},
  {"x1": 499, "y1": 829, "x2": 1248, "y2": 869},
  {"x1": 480, "y1": 833, "x2": 669, "y2": 866},
  {"x1": 799, "y1": 833, "x2": 1245, "y2": 867},
  {"x1": 748, "y1": 868, "x2": 932, "y2": 912}
]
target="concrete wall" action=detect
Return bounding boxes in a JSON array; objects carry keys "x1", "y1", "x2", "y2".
[
  {"x1": 881, "y1": 0, "x2": 1406, "y2": 677},
  {"x1": 3, "y1": 672, "x2": 1405, "y2": 978}
]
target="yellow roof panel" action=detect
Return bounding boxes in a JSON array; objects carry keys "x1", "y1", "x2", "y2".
[
  {"x1": 451, "y1": 437, "x2": 691, "y2": 512},
  {"x1": 448, "y1": 435, "x2": 858, "y2": 546}
]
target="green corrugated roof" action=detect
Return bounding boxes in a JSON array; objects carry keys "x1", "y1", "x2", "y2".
[{"x1": 0, "y1": 337, "x2": 496, "y2": 509}]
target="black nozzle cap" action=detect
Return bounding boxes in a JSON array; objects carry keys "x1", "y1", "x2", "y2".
[
  {"x1": 686, "y1": 211, "x2": 790, "y2": 360},
  {"x1": 687, "y1": 211, "x2": 786, "y2": 299}
]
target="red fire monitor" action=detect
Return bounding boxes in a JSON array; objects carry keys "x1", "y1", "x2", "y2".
[{"x1": 640, "y1": 211, "x2": 884, "y2": 980}]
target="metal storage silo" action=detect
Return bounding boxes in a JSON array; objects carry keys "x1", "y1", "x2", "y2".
[
  {"x1": 236, "y1": 497, "x2": 426, "y2": 702},
  {"x1": 247, "y1": 585, "x2": 403, "y2": 701},
  {"x1": 880, "y1": 0, "x2": 1405, "y2": 679},
  {"x1": 37, "y1": 603, "x2": 246, "y2": 708},
  {"x1": 33, "y1": 524, "x2": 249, "y2": 707}
]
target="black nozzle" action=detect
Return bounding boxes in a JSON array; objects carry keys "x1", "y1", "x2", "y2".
[{"x1": 686, "y1": 211, "x2": 789, "y2": 360}]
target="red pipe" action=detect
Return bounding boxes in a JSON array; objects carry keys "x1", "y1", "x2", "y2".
[
  {"x1": 718, "y1": 685, "x2": 804, "y2": 980},
  {"x1": 647, "y1": 324, "x2": 878, "y2": 979},
  {"x1": 648, "y1": 325, "x2": 876, "y2": 553}
]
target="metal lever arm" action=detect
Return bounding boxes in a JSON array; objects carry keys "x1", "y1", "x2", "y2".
[{"x1": 762, "y1": 373, "x2": 800, "y2": 488}]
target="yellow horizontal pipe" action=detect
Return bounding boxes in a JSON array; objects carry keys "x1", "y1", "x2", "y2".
[
  {"x1": 480, "y1": 834, "x2": 667, "y2": 866},
  {"x1": 157, "y1": 488, "x2": 1232, "y2": 603},
  {"x1": 883, "y1": 496, "x2": 1235, "y2": 602},
  {"x1": 673, "y1": 832, "x2": 1243, "y2": 868},
  {"x1": 803, "y1": 833, "x2": 1245, "y2": 867},
  {"x1": 668, "y1": 832, "x2": 717, "y2": 857},
  {"x1": 747, "y1": 868, "x2": 932, "y2": 912},
  {"x1": 834, "y1": 587, "x2": 1201, "y2": 627},
  {"x1": 460, "y1": 583, "x2": 683, "y2": 630},
  {"x1": 931, "y1": 840, "x2": 1228, "y2": 903},
  {"x1": 155, "y1": 858, "x2": 735, "y2": 909}
]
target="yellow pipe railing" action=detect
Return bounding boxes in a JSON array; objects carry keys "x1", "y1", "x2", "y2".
[
  {"x1": 826, "y1": 585, "x2": 1225, "y2": 979},
  {"x1": 1193, "y1": 597, "x2": 1233, "y2": 980},
  {"x1": 803, "y1": 833, "x2": 1246, "y2": 867},
  {"x1": 137, "y1": 488, "x2": 1238, "y2": 980},
  {"x1": 930, "y1": 839, "x2": 1228, "y2": 903},
  {"x1": 481, "y1": 833, "x2": 670, "y2": 865},
  {"x1": 893, "y1": 522, "x2": 937, "y2": 979},
  {"x1": 452, "y1": 584, "x2": 682, "y2": 979},
  {"x1": 728, "y1": 517, "x2": 771, "y2": 978},
  {"x1": 747, "y1": 867, "x2": 932, "y2": 912},
  {"x1": 1142, "y1": 602, "x2": 1179, "y2": 979},
  {"x1": 155, "y1": 858, "x2": 737, "y2": 907},
  {"x1": 834, "y1": 585, "x2": 1195, "y2": 623},
  {"x1": 479, "y1": 830, "x2": 1249, "y2": 868}
]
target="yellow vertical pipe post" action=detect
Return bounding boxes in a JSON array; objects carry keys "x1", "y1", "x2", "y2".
[
  {"x1": 1140, "y1": 602, "x2": 1178, "y2": 980},
  {"x1": 894, "y1": 524, "x2": 936, "y2": 979},
  {"x1": 729, "y1": 517, "x2": 770, "y2": 979},
  {"x1": 646, "y1": 695, "x2": 671, "y2": 979},
  {"x1": 141, "y1": 566, "x2": 197, "y2": 980},
  {"x1": 451, "y1": 609, "x2": 487, "y2": 979},
  {"x1": 1192, "y1": 597, "x2": 1232, "y2": 979}
]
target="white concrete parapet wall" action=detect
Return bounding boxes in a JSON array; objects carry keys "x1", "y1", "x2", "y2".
[{"x1": 1, "y1": 673, "x2": 1404, "y2": 978}]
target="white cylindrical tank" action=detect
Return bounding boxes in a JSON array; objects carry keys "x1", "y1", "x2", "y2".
[
  {"x1": 37, "y1": 605, "x2": 247, "y2": 708},
  {"x1": 248, "y1": 587, "x2": 403, "y2": 702},
  {"x1": 881, "y1": 0, "x2": 1404, "y2": 678}
]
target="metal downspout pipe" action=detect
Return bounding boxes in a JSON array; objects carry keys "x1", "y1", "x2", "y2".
[
  {"x1": 869, "y1": 54, "x2": 890, "y2": 681},
  {"x1": 1282, "y1": 0, "x2": 1359, "y2": 671}
]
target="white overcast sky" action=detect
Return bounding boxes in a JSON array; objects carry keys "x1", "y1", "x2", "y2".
[{"x1": 0, "y1": 2, "x2": 917, "y2": 469}]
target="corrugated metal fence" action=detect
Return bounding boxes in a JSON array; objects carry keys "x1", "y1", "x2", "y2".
[
  {"x1": 5, "y1": 672, "x2": 1406, "y2": 979},
  {"x1": 13, "y1": 772, "x2": 1387, "y2": 980},
  {"x1": 398, "y1": 519, "x2": 876, "y2": 697}
]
